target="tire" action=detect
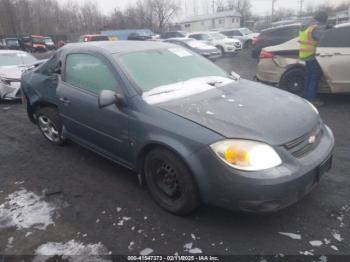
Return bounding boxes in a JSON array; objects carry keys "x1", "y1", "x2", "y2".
[
  {"x1": 216, "y1": 46, "x2": 225, "y2": 57},
  {"x1": 244, "y1": 40, "x2": 252, "y2": 49},
  {"x1": 36, "y1": 107, "x2": 66, "y2": 146},
  {"x1": 144, "y1": 148, "x2": 200, "y2": 215},
  {"x1": 279, "y1": 68, "x2": 305, "y2": 96}
]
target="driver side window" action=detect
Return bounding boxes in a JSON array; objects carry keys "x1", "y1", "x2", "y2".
[{"x1": 65, "y1": 53, "x2": 118, "y2": 94}]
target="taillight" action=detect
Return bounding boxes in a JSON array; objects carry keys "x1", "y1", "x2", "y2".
[{"x1": 260, "y1": 50, "x2": 274, "y2": 59}]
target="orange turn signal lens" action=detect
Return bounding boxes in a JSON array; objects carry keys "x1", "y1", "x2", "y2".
[{"x1": 224, "y1": 146, "x2": 250, "y2": 166}]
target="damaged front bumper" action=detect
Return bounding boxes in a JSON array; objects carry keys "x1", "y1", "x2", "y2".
[{"x1": 0, "y1": 77, "x2": 22, "y2": 101}]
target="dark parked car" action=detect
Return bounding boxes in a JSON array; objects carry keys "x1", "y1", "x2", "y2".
[
  {"x1": 160, "y1": 31, "x2": 187, "y2": 39},
  {"x1": 21, "y1": 41, "x2": 334, "y2": 215},
  {"x1": 1, "y1": 38, "x2": 21, "y2": 50},
  {"x1": 252, "y1": 24, "x2": 300, "y2": 58},
  {"x1": 127, "y1": 32, "x2": 152, "y2": 41},
  {"x1": 164, "y1": 38, "x2": 221, "y2": 60}
]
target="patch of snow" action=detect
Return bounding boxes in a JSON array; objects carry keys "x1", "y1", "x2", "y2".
[
  {"x1": 184, "y1": 243, "x2": 193, "y2": 250},
  {"x1": 82, "y1": 234, "x2": 87, "y2": 238},
  {"x1": 143, "y1": 76, "x2": 234, "y2": 105},
  {"x1": 6, "y1": 237, "x2": 14, "y2": 250},
  {"x1": 319, "y1": 256, "x2": 328, "y2": 262},
  {"x1": 131, "y1": 226, "x2": 135, "y2": 231},
  {"x1": 144, "y1": 216, "x2": 148, "y2": 220},
  {"x1": 299, "y1": 251, "x2": 314, "y2": 256},
  {"x1": 174, "y1": 252, "x2": 179, "y2": 256},
  {"x1": 324, "y1": 238, "x2": 331, "y2": 245},
  {"x1": 332, "y1": 232, "x2": 344, "y2": 242},
  {"x1": 25, "y1": 232, "x2": 33, "y2": 238},
  {"x1": 140, "y1": 248, "x2": 153, "y2": 256},
  {"x1": 161, "y1": 233, "x2": 165, "y2": 236},
  {"x1": 117, "y1": 220, "x2": 124, "y2": 226},
  {"x1": 0, "y1": 189, "x2": 56, "y2": 230},
  {"x1": 128, "y1": 241, "x2": 135, "y2": 250},
  {"x1": 101, "y1": 211, "x2": 106, "y2": 214},
  {"x1": 310, "y1": 240, "x2": 323, "y2": 247},
  {"x1": 14, "y1": 181, "x2": 25, "y2": 185},
  {"x1": 191, "y1": 234, "x2": 196, "y2": 240},
  {"x1": 228, "y1": 99, "x2": 235, "y2": 102},
  {"x1": 96, "y1": 219, "x2": 100, "y2": 224},
  {"x1": 331, "y1": 245, "x2": 338, "y2": 251},
  {"x1": 206, "y1": 111, "x2": 214, "y2": 115},
  {"x1": 238, "y1": 104, "x2": 244, "y2": 107},
  {"x1": 221, "y1": 95, "x2": 226, "y2": 98},
  {"x1": 116, "y1": 207, "x2": 122, "y2": 212},
  {"x1": 189, "y1": 248, "x2": 202, "y2": 254},
  {"x1": 138, "y1": 229, "x2": 143, "y2": 234},
  {"x1": 123, "y1": 217, "x2": 131, "y2": 221},
  {"x1": 34, "y1": 240, "x2": 109, "y2": 261},
  {"x1": 278, "y1": 232, "x2": 302, "y2": 240}
]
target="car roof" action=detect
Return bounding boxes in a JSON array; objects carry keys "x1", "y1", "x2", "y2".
[
  {"x1": 335, "y1": 23, "x2": 350, "y2": 28},
  {"x1": 0, "y1": 50, "x2": 29, "y2": 55},
  {"x1": 61, "y1": 41, "x2": 177, "y2": 54},
  {"x1": 261, "y1": 23, "x2": 301, "y2": 33},
  {"x1": 81, "y1": 34, "x2": 106, "y2": 37},
  {"x1": 165, "y1": 37, "x2": 190, "y2": 41}
]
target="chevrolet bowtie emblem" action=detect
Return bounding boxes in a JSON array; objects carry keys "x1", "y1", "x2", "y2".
[{"x1": 308, "y1": 135, "x2": 316, "y2": 144}]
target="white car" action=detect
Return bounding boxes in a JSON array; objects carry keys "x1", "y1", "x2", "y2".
[
  {"x1": 0, "y1": 50, "x2": 38, "y2": 101},
  {"x1": 188, "y1": 32, "x2": 242, "y2": 56},
  {"x1": 220, "y1": 28, "x2": 259, "y2": 49}
]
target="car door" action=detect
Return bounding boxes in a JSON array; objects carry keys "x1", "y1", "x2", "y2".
[
  {"x1": 57, "y1": 52, "x2": 131, "y2": 165},
  {"x1": 316, "y1": 26, "x2": 350, "y2": 93}
]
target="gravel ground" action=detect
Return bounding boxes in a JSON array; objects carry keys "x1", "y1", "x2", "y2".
[{"x1": 0, "y1": 49, "x2": 349, "y2": 258}]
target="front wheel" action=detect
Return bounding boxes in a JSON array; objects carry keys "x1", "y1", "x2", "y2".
[
  {"x1": 279, "y1": 68, "x2": 305, "y2": 96},
  {"x1": 36, "y1": 107, "x2": 66, "y2": 146},
  {"x1": 144, "y1": 148, "x2": 200, "y2": 215}
]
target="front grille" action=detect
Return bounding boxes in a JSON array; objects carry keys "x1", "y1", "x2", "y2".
[{"x1": 284, "y1": 123, "x2": 323, "y2": 158}]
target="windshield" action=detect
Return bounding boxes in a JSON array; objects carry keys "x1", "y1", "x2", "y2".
[
  {"x1": 5, "y1": 39, "x2": 19, "y2": 46},
  {"x1": 209, "y1": 32, "x2": 226, "y2": 40},
  {"x1": 240, "y1": 28, "x2": 253, "y2": 35},
  {"x1": 32, "y1": 37, "x2": 45, "y2": 43},
  {"x1": 117, "y1": 48, "x2": 227, "y2": 92},
  {"x1": 0, "y1": 53, "x2": 37, "y2": 66}
]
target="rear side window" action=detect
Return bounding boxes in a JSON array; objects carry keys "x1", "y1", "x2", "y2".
[
  {"x1": 189, "y1": 34, "x2": 202, "y2": 40},
  {"x1": 65, "y1": 53, "x2": 118, "y2": 94},
  {"x1": 319, "y1": 27, "x2": 350, "y2": 48},
  {"x1": 91, "y1": 36, "x2": 109, "y2": 41}
]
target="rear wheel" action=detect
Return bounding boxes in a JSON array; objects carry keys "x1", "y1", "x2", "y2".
[
  {"x1": 244, "y1": 40, "x2": 252, "y2": 49},
  {"x1": 36, "y1": 107, "x2": 66, "y2": 145},
  {"x1": 144, "y1": 148, "x2": 200, "y2": 215},
  {"x1": 279, "y1": 68, "x2": 305, "y2": 96}
]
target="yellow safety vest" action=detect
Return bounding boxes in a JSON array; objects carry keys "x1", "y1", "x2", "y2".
[{"x1": 299, "y1": 24, "x2": 318, "y2": 60}]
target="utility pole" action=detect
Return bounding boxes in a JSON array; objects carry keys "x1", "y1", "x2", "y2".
[
  {"x1": 271, "y1": 0, "x2": 277, "y2": 23},
  {"x1": 299, "y1": 0, "x2": 304, "y2": 18}
]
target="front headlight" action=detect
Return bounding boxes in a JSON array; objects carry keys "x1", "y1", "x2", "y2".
[{"x1": 210, "y1": 140, "x2": 282, "y2": 171}]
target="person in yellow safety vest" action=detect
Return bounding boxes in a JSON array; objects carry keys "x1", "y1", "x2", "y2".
[{"x1": 299, "y1": 11, "x2": 328, "y2": 106}]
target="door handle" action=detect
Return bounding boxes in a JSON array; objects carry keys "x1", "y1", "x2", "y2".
[
  {"x1": 318, "y1": 53, "x2": 333, "y2": 57},
  {"x1": 59, "y1": 97, "x2": 71, "y2": 105}
]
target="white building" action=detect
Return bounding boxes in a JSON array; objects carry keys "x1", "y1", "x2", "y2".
[
  {"x1": 335, "y1": 7, "x2": 350, "y2": 24},
  {"x1": 181, "y1": 11, "x2": 241, "y2": 32}
]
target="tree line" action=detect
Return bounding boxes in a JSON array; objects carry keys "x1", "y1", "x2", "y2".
[{"x1": 0, "y1": 0, "x2": 181, "y2": 40}]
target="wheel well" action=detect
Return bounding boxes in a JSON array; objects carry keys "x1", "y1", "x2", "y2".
[
  {"x1": 29, "y1": 101, "x2": 58, "y2": 123},
  {"x1": 280, "y1": 65, "x2": 305, "y2": 82},
  {"x1": 136, "y1": 143, "x2": 196, "y2": 185}
]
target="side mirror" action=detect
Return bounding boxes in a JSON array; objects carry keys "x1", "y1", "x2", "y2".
[{"x1": 98, "y1": 90, "x2": 126, "y2": 108}]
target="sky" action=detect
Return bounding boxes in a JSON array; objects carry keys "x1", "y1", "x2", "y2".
[{"x1": 64, "y1": 0, "x2": 346, "y2": 18}]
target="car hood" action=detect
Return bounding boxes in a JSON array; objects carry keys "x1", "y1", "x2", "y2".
[
  {"x1": 0, "y1": 65, "x2": 26, "y2": 80},
  {"x1": 155, "y1": 79, "x2": 319, "y2": 146}
]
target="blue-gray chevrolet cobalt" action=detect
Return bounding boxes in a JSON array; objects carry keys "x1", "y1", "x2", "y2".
[{"x1": 21, "y1": 41, "x2": 334, "y2": 215}]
